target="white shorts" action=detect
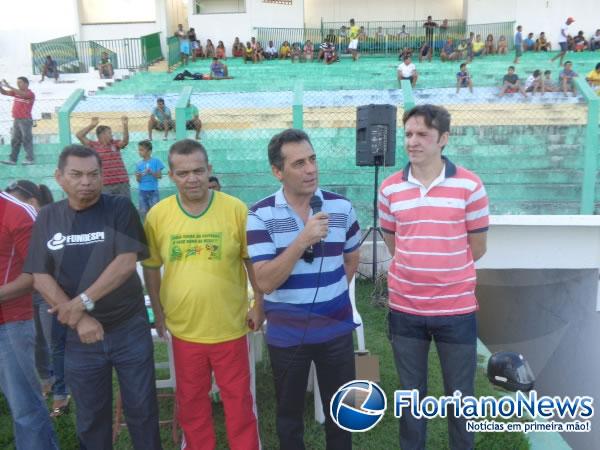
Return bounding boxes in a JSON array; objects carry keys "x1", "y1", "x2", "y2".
[{"x1": 348, "y1": 39, "x2": 359, "y2": 50}]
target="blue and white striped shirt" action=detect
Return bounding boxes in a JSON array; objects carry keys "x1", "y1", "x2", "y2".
[{"x1": 247, "y1": 188, "x2": 361, "y2": 347}]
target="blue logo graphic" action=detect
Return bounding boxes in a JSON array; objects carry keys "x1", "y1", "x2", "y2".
[{"x1": 330, "y1": 380, "x2": 387, "y2": 432}]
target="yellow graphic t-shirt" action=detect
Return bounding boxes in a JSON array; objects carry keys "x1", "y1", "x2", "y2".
[
  {"x1": 143, "y1": 192, "x2": 249, "y2": 344},
  {"x1": 349, "y1": 25, "x2": 360, "y2": 40}
]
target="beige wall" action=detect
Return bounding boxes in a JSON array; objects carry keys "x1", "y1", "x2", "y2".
[
  {"x1": 304, "y1": 0, "x2": 464, "y2": 27},
  {"x1": 79, "y1": 0, "x2": 156, "y2": 24}
]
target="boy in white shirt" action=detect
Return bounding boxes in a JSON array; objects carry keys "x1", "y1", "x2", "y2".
[{"x1": 397, "y1": 55, "x2": 418, "y2": 87}]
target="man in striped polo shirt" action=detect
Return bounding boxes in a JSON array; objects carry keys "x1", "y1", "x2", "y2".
[
  {"x1": 378, "y1": 105, "x2": 489, "y2": 450},
  {"x1": 76, "y1": 116, "x2": 131, "y2": 198},
  {"x1": 247, "y1": 129, "x2": 360, "y2": 450}
]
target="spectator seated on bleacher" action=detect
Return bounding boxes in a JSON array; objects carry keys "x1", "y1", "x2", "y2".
[
  {"x1": 573, "y1": 31, "x2": 588, "y2": 51},
  {"x1": 523, "y1": 33, "x2": 536, "y2": 51},
  {"x1": 485, "y1": 34, "x2": 495, "y2": 55},
  {"x1": 472, "y1": 35, "x2": 485, "y2": 57},
  {"x1": 591, "y1": 30, "x2": 600, "y2": 51},
  {"x1": 497, "y1": 35, "x2": 508, "y2": 54},
  {"x1": 189, "y1": 28, "x2": 200, "y2": 62},
  {"x1": 440, "y1": 38, "x2": 458, "y2": 61},
  {"x1": 559, "y1": 61, "x2": 578, "y2": 96},
  {"x1": 397, "y1": 25, "x2": 410, "y2": 40},
  {"x1": 543, "y1": 70, "x2": 559, "y2": 92},
  {"x1": 322, "y1": 43, "x2": 337, "y2": 65},
  {"x1": 375, "y1": 27, "x2": 385, "y2": 40},
  {"x1": 232, "y1": 37, "x2": 244, "y2": 57},
  {"x1": 303, "y1": 40, "x2": 314, "y2": 62},
  {"x1": 418, "y1": 41, "x2": 432, "y2": 62},
  {"x1": 210, "y1": 57, "x2": 232, "y2": 79},
  {"x1": 456, "y1": 40, "x2": 468, "y2": 59},
  {"x1": 456, "y1": 63, "x2": 473, "y2": 94},
  {"x1": 216, "y1": 41, "x2": 227, "y2": 59},
  {"x1": 98, "y1": 51, "x2": 114, "y2": 79},
  {"x1": 205, "y1": 39, "x2": 215, "y2": 58},
  {"x1": 535, "y1": 32, "x2": 552, "y2": 51},
  {"x1": 148, "y1": 98, "x2": 174, "y2": 140},
  {"x1": 290, "y1": 43, "x2": 302, "y2": 63},
  {"x1": 399, "y1": 47, "x2": 413, "y2": 61},
  {"x1": 524, "y1": 69, "x2": 544, "y2": 95},
  {"x1": 40, "y1": 55, "x2": 59, "y2": 82},
  {"x1": 499, "y1": 65, "x2": 527, "y2": 97},
  {"x1": 586, "y1": 63, "x2": 600, "y2": 93},
  {"x1": 244, "y1": 42, "x2": 255, "y2": 63},
  {"x1": 279, "y1": 41, "x2": 291, "y2": 59},
  {"x1": 255, "y1": 42, "x2": 265, "y2": 62},
  {"x1": 264, "y1": 41, "x2": 278, "y2": 60},
  {"x1": 397, "y1": 55, "x2": 418, "y2": 88}
]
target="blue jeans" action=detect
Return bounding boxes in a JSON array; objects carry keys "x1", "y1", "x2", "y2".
[
  {"x1": 268, "y1": 332, "x2": 355, "y2": 450},
  {"x1": 65, "y1": 310, "x2": 161, "y2": 450},
  {"x1": 0, "y1": 320, "x2": 59, "y2": 449},
  {"x1": 33, "y1": 293, "x2": 69, "y2": 399},
  {"x1": 138, "y1": 190, "x2": 159, "y2": 216},
  {"x1": 388, "y1": 310, "x2": 477, "y2": 450}
]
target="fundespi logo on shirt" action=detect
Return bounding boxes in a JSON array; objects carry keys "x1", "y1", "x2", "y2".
[{"x1": 47, "y1": 231, "x2": 105, "y2": 251}]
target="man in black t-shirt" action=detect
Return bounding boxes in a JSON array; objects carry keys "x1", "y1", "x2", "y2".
[
  {"x1": 24, "y1": 145, "x2": 161, "y2": 450},
  {"x1": 423, "y1": 15, "x2": 438, "y2": 46}
]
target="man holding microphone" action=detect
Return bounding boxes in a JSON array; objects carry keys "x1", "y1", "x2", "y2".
[{"x1": 247, "y1": 129, "x2": 361, "y2": 450}]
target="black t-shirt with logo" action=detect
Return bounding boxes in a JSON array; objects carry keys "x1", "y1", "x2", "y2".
[{"x1": 24, "y1": 194, "x2": 148, "y2": 331}]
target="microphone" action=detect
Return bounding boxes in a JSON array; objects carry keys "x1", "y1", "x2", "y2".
[
  {"x1": 310, "y1": 194, "x2": 322, "y2": 214},
  {"x1": 302, "y1": 195, "x2": 324, "y2": 263}
]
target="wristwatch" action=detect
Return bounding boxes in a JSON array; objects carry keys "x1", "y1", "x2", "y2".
[{"x1": 79, "y1": 292, "x2": 95, "y2": 312}]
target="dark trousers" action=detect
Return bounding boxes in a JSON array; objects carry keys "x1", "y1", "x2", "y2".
[
  {"x1": 65, "y1": 310, "x2": 161, "y2": 450},
  {"x1": 10, "y1": 118, "x2": 34, "y2": 162},
  {"x1": 388, "y1": 310, "x2": 477, "y2": 450},
  {"x1": 268, "y1": 332, "x2": 355, "y2": 450}
]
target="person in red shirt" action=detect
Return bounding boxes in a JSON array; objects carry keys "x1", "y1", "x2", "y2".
[
  {"x1": 76, "y1": 116, "x2": 131, "y2": 198},
  {"x1": 0, "y1": 77, "x2": 35, "y2": 166},
  {"x1": 0, "y1": 189, "x2": 59, "y2": 449}
]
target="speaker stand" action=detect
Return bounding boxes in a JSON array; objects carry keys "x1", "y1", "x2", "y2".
[{"x1": 359, "y1": 164, "x2": 384, "y2": 282}]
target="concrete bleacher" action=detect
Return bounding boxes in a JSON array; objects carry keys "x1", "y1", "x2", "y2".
[{"x1": 1, "y1": 52, "x2": 599, "y2": 223}]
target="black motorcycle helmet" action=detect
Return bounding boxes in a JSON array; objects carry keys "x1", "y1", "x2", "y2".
[{"x1": 487, "y1": 352, "x2": 535, "y2": 392}]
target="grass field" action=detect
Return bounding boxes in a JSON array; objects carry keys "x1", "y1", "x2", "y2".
[{"x1": 0, "y1": 279, "x2": 529, "y2": 449}]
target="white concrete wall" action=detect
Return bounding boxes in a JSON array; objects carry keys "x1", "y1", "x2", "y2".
[
  {"x1": 0, "y1": 0, "x2": 81, "y2": 76},
  {"x1": 304, "y1": 0, "x2": 464, "y2": 27},
  {"x1": 477, "y1": 269, "x2": 600, "y2": 450},
  {"x1": 187, "y1": 0, "x2": 304, "y2": 55},
  {"x1": 465, "y1": 0, "x2": 599, "y2": 46}
]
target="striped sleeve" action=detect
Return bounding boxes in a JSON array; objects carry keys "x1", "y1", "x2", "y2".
[
  {"x1": 378, "y1": 184, "x2": 395, "y2": 233},
  {"x1": 344, "y1": 205, "x2": 361, "y2": 252},
  {"x1": 246, "y1": 210, "x2": 276, "y2": 263},
  {"x1": 465, "y1": 178, "x2": 489, "y2": 233}
]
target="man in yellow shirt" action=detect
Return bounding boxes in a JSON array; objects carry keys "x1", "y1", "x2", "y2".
[
  {"x1": 348, "y1": 18, "x2": 360, "y2": 61},
  {"x1": 586, "y1": 63, "x2": 600, "y2": 94},
  {"x1": 143, "y1": 139, "x2": 263, "y2": 450}
]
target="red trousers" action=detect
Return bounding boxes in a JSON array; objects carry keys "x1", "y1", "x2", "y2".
[{"x1": 172, "y1": 335, "x2": 259, "y2": 450}]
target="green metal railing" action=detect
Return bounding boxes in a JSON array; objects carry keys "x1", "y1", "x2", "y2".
[
  {"x1": 255, "y1": 20, "x2": 515, "y2": 56},
  {"x1": 575, "y1": 77, "x2": 600, "y2": 214},
  {"x1": 32, "y1": 33, "x2": 162, "y2": 74},
  {"x1": 31, "y1": 35, "x2": 79, "y2": 74},
  {"x1": 141, "y1": 32, "x2": 163, "y2": 64},
  {"x1": 167, "y1": 36, "x2": 180, "y2": 71}
]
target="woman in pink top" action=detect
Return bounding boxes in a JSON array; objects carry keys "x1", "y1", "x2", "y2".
[{"x1": 303, "y1": 40, "x2": 314, "y2": 62}]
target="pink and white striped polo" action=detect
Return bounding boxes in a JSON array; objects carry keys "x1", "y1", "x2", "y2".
[{"x1": 378, "y1": 157, "x2": 489, "y2": 316}]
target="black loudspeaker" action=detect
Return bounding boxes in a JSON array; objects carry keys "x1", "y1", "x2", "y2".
[{"x1": 356, "y1": 104, "x2": 397, "y2": 167}]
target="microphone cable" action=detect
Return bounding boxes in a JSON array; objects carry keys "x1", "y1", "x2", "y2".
[{"x1": 274, "y1": 195, "x2": 326, "y2": 384}]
